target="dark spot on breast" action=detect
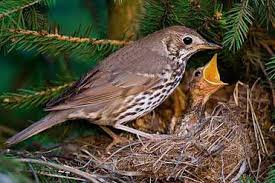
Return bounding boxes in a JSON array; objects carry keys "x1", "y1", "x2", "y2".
[
  {"x1": 143, "y1": 91, "x2": 152, "y2": 95},
  {"x1": 152, "y1": 85, "x2": 164, "y2": 90},
  {"x1": 165, "y1": 82, "x2": 174, "y2": 87},
  {"x1": 139, "y1": 102, "x2": 145, "y2": 106},
  {"x1": 154, "y1": 93, "x2": 161, "y2": 98},
  {"x1": 162, "y1": 89, "x2": 167, "y2": 93},
  {"x1": 175, "y1": 77, "x2": 181, "y2": 83},
  {"x1": 160, "y1": 94, "x2": 166, "y2": 99},
  {"x1": 124, "y1": 112, "x2": 137, "y2": 116},
  {"x1": 135, "y1": 96, "x2": 146, "y2": 102},
  {"x1": 135, "y1": 108, "x2": 142, "y2": 112}
]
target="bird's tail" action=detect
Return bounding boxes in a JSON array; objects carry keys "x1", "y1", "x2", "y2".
[{"x1": 6, "y1": 112, "x2": 67, "y2": 146}]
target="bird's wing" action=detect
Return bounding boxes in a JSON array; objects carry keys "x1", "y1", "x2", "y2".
[
  {"x1": 45, "y1": 71, "x2": 160, "y2": 111},
  {"x1": 45, "y1": 47, "x2": 169, "y2": 111}
]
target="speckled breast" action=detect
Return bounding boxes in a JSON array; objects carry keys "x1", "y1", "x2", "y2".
[{"x1": 115, "y1": 61, "x2": 186, "y2": 125}]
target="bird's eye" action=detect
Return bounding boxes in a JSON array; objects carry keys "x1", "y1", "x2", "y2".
[
  {"x1": 194, "y1": 70, "x2": 201, "y2": 77},
  {"x1": 183, "y1": 36, "x2": 193, "y2": 45}
]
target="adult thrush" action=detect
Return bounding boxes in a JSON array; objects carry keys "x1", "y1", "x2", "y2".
[
  {"x1": 173, "y1": 54, "x2": 227, "y2": 135},
  {"x1": 6, "y1": 26, "x2": 221, "y2": 145}
]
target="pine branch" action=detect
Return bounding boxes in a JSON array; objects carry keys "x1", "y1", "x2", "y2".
[
  {"x1": 139, "y1": 0, "x2": 175, "y2": 36},
  {"x1": 140, "y1": 0, "x2": 217, "y2": 36},
  {"x1": 0, "y1": 83, "x2": 72, "y2": 110},
  {"x1": 0, "y1": 29, "x2": 131, "y2": 60},
  {"x1": 0, "y1": 0, "x2": 51, "y2": 36},
  {"x1": 223, "y1": 1, "x2": 254, "y2": 52},
  {"x1": 0, "y1": 0, "x2": 54, "y2": 20},
  {"x1": 265, "y1": 163, "x2": 275, "y2": 183},
  {"x1": 265, "y1": 56, "x2": 275, "y2": 80},
  {"x1": 8, "y1": 29, "x2": 130, "y2": 46},
  {"x1": 256, "y1": 0, "x2": 275, "y2": 28}
]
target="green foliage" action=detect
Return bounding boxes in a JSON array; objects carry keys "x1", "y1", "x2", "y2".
[
  {"x1": 265, "y1": 163, "x2": 275, "y2": 183},
  {"x1": 266, "y1": 56, "x2": 275, "y2": 80},
  {"x1": 223, "y1": 1, "x2": 254, "y2": 52},
  {"x1": 0, "y1": 0, "x2": 53, "y2": 30},
  {"x1": 0, "y1": 0, "x2": 123, "y2": 61},
  {"x1": 239, "y1": 163, "x2": 275, "y2": 183},
  {"x1": 256, "y1": 0, "x2": 275, "y2": 28},
  {"x1": 0, "y1": 0, "x2": 52, "y2": 19},
  {"x1": 240, "y1": 175, "x2": 255, "y2": 183},
  {"x1": 0, "y1": 82, "x2": 71, "y2": 110},
  {"x1": 0, "y1": 28, "x2": 124, "y2": 61},
  {"x1": 139, "y1": 0, "x2": 216, "y2": 36},
  {"x1": 0, "y1": 156, "x2": 31, "y2": 183}
]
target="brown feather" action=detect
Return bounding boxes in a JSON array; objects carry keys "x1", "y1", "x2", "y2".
[
  {"x1": 45, "y1": 47, "x2": 167, "y2": 111},
  {"x1": 6, "y1": 111, "x2": 69, "y2": 145}
]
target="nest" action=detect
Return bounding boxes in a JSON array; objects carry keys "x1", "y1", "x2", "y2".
[
  {"x1": 62, "y1": 104, "x2": 257, "y2": 182},
  {"x1": 3, "y1": 82, "x2": 273, "y2": 182}
]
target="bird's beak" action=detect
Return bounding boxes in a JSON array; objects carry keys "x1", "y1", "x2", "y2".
[
  {"x1": 203, "y1": 54, "x2": 227, "y2": 86},
  {"x1": 197, "y1": 42, "x2": 223, "y2": 50}
]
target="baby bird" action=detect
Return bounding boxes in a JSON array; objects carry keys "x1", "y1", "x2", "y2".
[{"x1": 172, "y1": 54, "x2": 227, "y2": 135}]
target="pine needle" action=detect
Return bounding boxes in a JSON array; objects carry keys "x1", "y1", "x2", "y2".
[
  {"x1": 0, "y1": 29, "x2": 130, "y2": 61},
  {"x1": 0, "y1": 83, "x2": 72, "y2": 110},
  {"x1": 223, "y1": 1, "x2": 254, "y2": 52}
]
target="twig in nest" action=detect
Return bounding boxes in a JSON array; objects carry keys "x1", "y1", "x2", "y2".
[
  {"x1": 25, "y1": 171, "x2": 86, "y2": 181},
  {"x1": 234, "y1": 82, "x2": 268, "y2": 155},
  {"x1": 16, "y1": 158, "x2": 101, "y2": 183},
  {"x1": 229, "y1": 160, "x2": 247, "y2": 182}
]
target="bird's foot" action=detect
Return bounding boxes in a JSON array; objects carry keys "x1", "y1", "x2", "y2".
[
  {"x1": 106, "y1": 135, "x2": 129, "y2": 153},
  {"x1": 100, "y1": 126, "x2": 129, "y2": 153}
]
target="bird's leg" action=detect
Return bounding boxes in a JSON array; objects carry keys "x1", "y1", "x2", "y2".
[
  {"x1": 114, "y1": 124, "x2": 170, "y2": 140},
  {"x1": 100, "y1": 126, "x2": 129, "y2": 152}
]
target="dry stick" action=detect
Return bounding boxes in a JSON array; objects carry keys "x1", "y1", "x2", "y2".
[
  {"x1": 153, "y1": 143, "x2": 175, "y2": 167},
  {"x1": 16, "y1": 158, "x2": 100, "y2": 183},
  {"x1": 98, "y1": 141, "x2": 142, "y2": 166},
  {"x1": 230, "y1": 160, "x2": 247, "y2": 182},
  {"x1": 248, "y1": 81, "x2": 268, "y2": 181},
  {"x1": 221, "y1": 155, "x2": 226, "y2": 183},
  {"x1": 248, "y1": 85, "x2": 268, "y2": 154},
  {"x1": 8, "y1": 29, "x2": 131, "y2": 46},
  {"x1": 25, "y1": 171, "x2": 86, "y2": 181},
  {"x1": 80, "y1": 149, "x2": 100, "y2": 169}
]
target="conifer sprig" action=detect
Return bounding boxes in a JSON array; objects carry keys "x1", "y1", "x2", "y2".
[
  {"x1": 140, "y1": 0, "x2": 219, "y2": 38},
  {"x1": 0, "y1": 83, "x2": 72, "y2": 110},
  {"x1": 223, "y1": 1, "x2": 254, "y2": 52},
  {"x1": 0, "y1": 0, "x2": 54, "y2": 20},
  {"x1": 256, "y1": 0, "x2": 275, "y2": 28},
  {"x1": 265, "y1": 163, "x2": 275, "y2": 183},
  {"x1": 266, "y1": 56, "x2": 275, "y2": 80},
  {"x1": 0, "y1": 29, "x2": 130, "y2": 60}
]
